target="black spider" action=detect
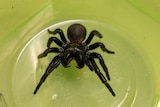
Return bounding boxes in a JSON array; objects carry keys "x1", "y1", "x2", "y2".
[{"x1": 33, "y1": 23, "x2": 116, "y2": 96}]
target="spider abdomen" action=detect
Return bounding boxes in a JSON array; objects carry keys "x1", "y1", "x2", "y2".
[{"x1": 67, "y1": 24, "x2": 87, "y2": 43}]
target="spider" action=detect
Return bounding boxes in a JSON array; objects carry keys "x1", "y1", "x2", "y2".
[{"x1": 33, "y1": 23, "x2": 116, "y2": 96}]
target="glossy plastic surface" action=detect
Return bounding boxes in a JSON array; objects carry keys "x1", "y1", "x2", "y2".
[{"x1": 0, "y1": 0, "x2": 160, "y2": 107}]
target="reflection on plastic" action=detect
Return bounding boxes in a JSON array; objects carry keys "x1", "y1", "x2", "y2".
[{"x1": 0, "y1": 93, "x2": 7, "y2": 107}]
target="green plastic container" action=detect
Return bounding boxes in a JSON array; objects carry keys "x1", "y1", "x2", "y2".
[{"x1": 0, "y1": 0, "x2": 160, "y2": 107}]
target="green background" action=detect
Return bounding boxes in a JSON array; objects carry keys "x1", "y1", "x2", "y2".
[{"x1": 0, "y1": 0, "x2": 160, "y2": 107}]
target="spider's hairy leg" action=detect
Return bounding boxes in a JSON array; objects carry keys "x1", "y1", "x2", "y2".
[
  {"x1": 89, "y1": 42, "x2": 115, "y2": 54},
  {"x1": 47, "y1": 37, "x2": 63, "y2": 48},
  {"x1": 48, "y1": 29, "x2": 67, "y2": 43},
  {"x1": 38, "y1": 47, "x2": 60, "y2": 59},
  {"x1": 90, "y1": 52, "x2": 110, "y2": 80},
  {"x1": 84, "y1": 30, "x2": 102, "y2": 45},
  {"x1": 33, "y1": 55, "x2": 61, "y2": 94},
  {"x1": 90, "y1": 58, "x2": 116, "y2": 96}
]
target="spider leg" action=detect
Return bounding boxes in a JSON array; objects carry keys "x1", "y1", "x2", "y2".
[
  {"x1": 85, "y1": 53, "x2": 94, "y2": 71},
  {"x1": 89, "y1": 42, "x2": 115, "y2": 54},
  {"x1": 48, "y1": 29, "x2": 67, "y2": 43},
  {"x1": 47, "y1": 37, "x2": 63, "y2": 48},
  {"x1": 33, "y1": 55, "x2": 61, "y2": 94},
  {"x1": 38, "y1": 47, "x2": 60, "y2": 59},
  {"x1": 84, "y1": 30, "x2": 102, "y2": 45},
  {"x1": 90, "y1": 52, "x2": 110, "y2": 80},
  {"x1": 89, "y1": 58, "x2": 115, "y2": 96},
  {"x1": 85, "y1": 59, "x2": 94, "y2": 71}
]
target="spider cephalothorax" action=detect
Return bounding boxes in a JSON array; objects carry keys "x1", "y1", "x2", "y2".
[{"x1": 34, "y1": 23, "x2": 116, "y2": 96}]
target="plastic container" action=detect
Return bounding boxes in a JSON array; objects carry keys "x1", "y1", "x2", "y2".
[{"x1": 0, "y1": 0, "x2": 160, "y2": 107}]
